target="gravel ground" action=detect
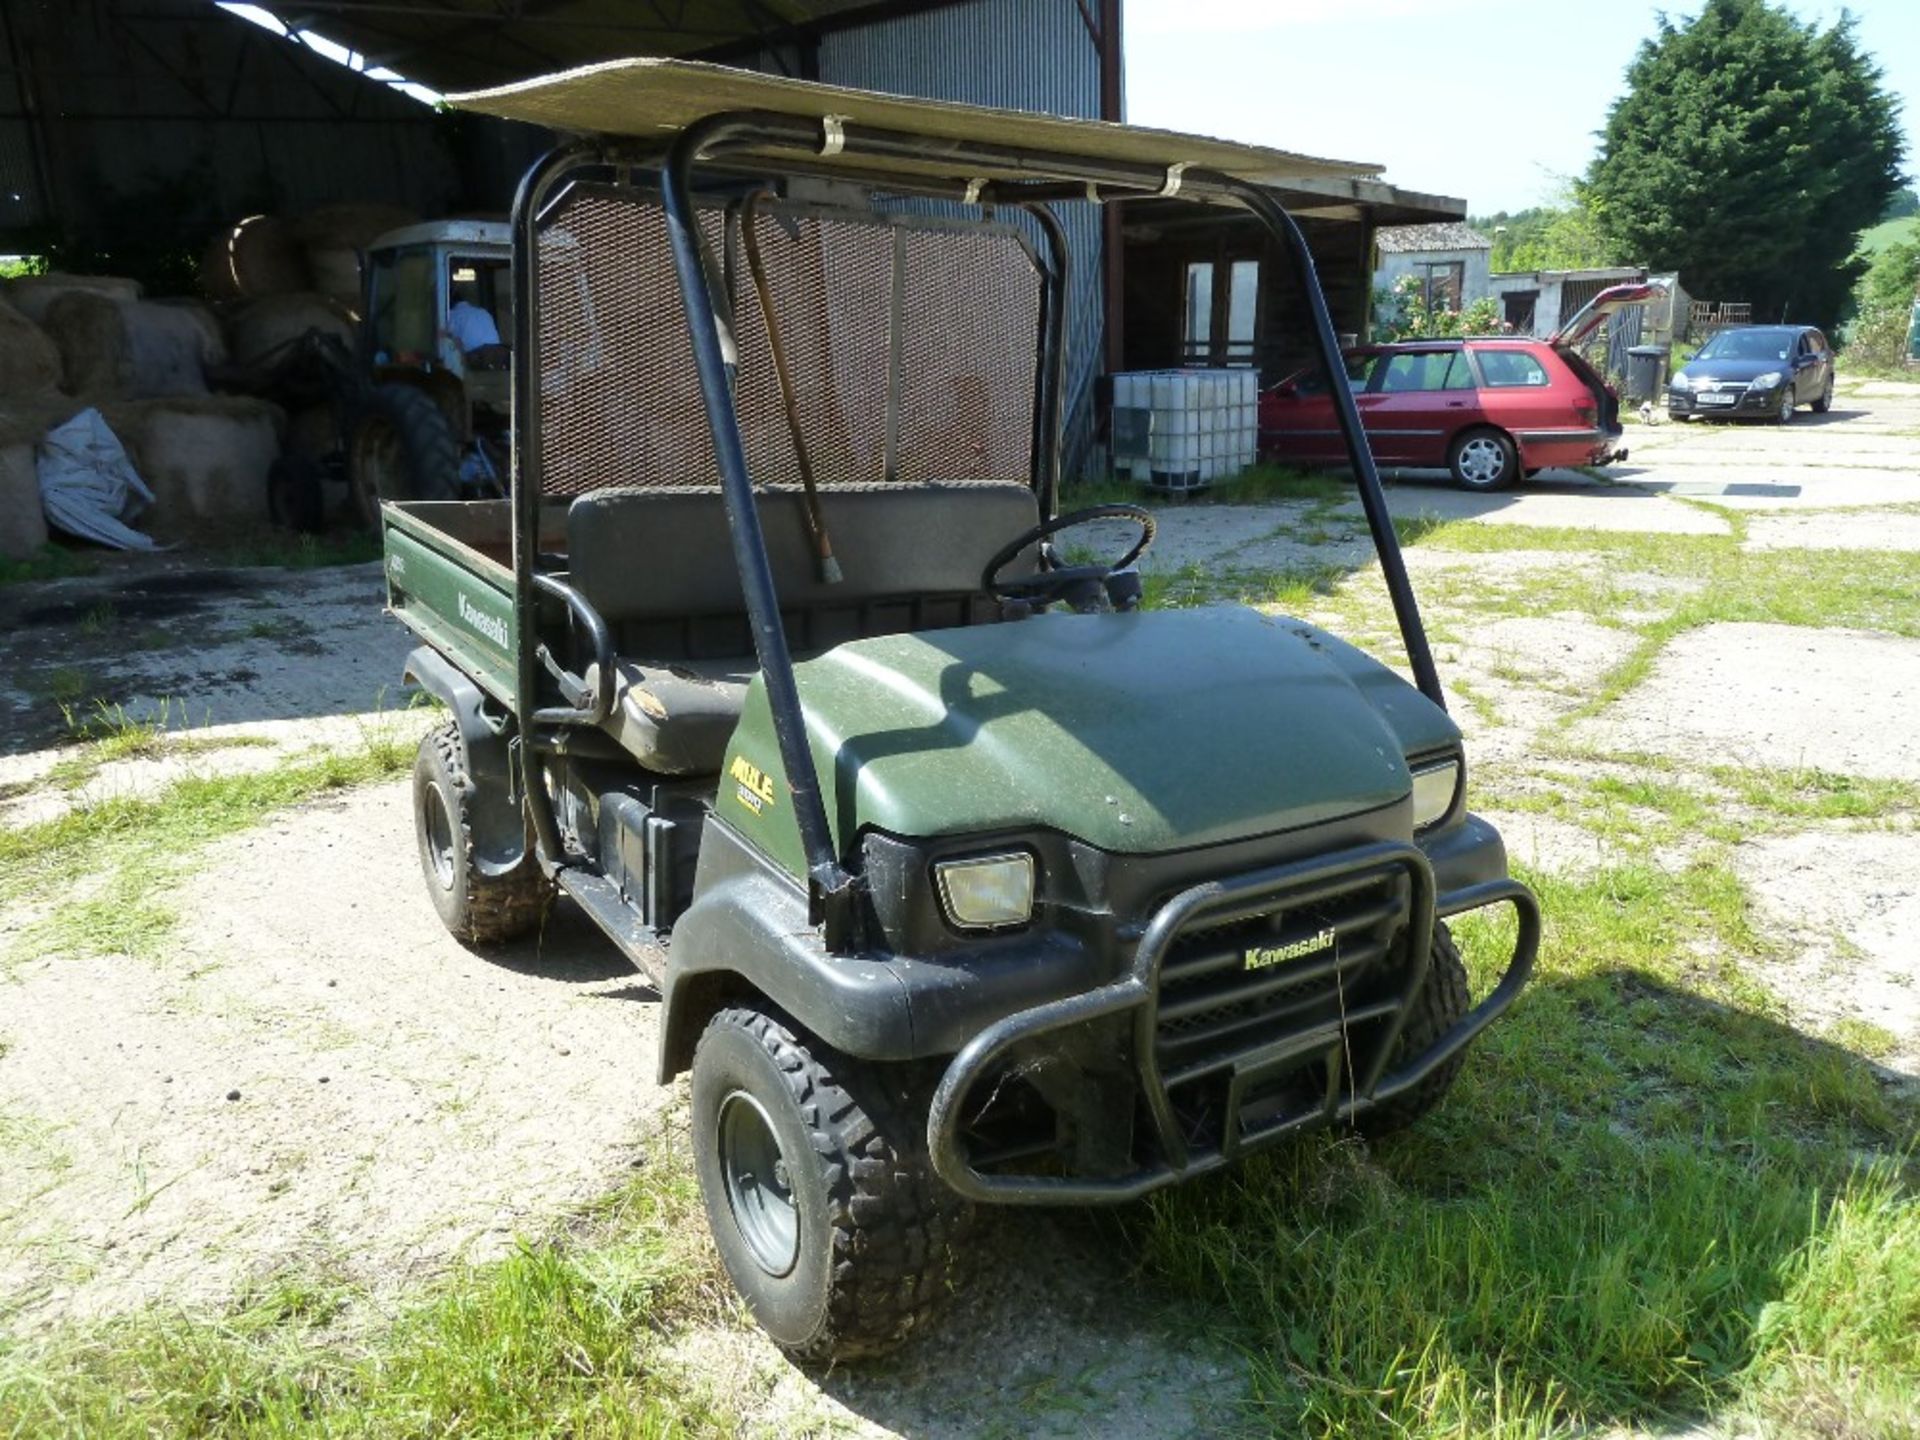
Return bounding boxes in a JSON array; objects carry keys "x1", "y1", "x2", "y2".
[{"x1": 3, "y1": 382, "x2": 1918, "y2": 1429}]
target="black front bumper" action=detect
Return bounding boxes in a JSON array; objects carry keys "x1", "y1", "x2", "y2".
[
  {"x1": 925, "y1": 839, "x2": 1538, "y2": 1204},
  {"x1": 1668, "y1": 383, "x2": 1785, "y2": 417}
]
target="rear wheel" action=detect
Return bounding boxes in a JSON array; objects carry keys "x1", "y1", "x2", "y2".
[
  {"x1": 1812, "y1": 375, "x2": 1833, "y2": 414},
  {"x1": 691, "y1": 1007, "x2": 970, "y2": 1361},
  {"x1": 1357, "y1": 923, "x2": 1472, "y2": 1137},
  {"x1": 412, "y1": 720, "x2": 550, "y2": 944},
  {"x1": 349, "y1": 384, "x2": 458, "y2": 529},
  {"x1": 1447, "y1": 429, "x2": 1517, "y2": 491}
]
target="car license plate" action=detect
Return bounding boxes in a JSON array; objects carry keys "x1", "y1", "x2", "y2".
[{"x1": 1697, "y1": 392, "x2": 1736, "y2": 407}]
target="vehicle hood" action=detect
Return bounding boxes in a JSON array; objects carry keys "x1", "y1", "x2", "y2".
[
  {"x1": 1676, "y1": 357, "x2": 1787, "y2": 384},
  {"x1": 718, "y1": 607, "x2": 1459, "y2": 864}
]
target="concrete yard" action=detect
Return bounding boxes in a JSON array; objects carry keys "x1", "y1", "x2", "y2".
[{"x1": 1, "y1": 376, "x2": 1917, "y2": 1436}]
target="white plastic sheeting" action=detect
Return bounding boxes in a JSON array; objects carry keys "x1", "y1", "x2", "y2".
[{"x1": 36, "y1": 407, "x2": 157, "y2": 551}]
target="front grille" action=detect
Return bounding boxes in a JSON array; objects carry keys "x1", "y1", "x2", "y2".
[{"x1": 1153, "y1": 867, "x2": 1411, "y2": 1111}]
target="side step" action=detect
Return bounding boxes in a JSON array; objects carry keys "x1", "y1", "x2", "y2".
[{"x1": 557, "y1": 867, "x2": 667, "y2": 987}]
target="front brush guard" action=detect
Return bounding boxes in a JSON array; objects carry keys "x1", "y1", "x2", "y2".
[{"x1": 926, "y1": 840, "x2": 1539, "y2": 1204}]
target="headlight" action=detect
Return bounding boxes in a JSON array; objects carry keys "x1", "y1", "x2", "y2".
[
  {"x1": 1751, "y1": 371, "x2": 1784, "y2": 388},
  {"x1": 1411, "y1": 758, "x2": 1460, "y2": 831},
  {"x1": 934, "y1": 852, "x2": 1035, "y2": 930},
  {"x1": 1670, "y1": 372, "x2": 1692, "y2": 390}
]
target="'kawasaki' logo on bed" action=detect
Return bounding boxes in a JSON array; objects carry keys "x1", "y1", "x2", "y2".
[{"x1": 457, "y1": 592, "x2": 510, "y2": 649}]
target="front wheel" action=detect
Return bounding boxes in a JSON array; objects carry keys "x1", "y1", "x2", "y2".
[
  {"x1": 1447, "y1": 429, "x2": 1517, "y2": 491},
  {"x1": 413, "y1": 720, "x2": 551, "y2": 944},
  {"x1": 1356, "y1": 923, "x2": 1473, "y2": 1137},
  {"x1": 691, "y1": 1008, "x2": 970, "y2": 1361},
  {"x1": 1774, "y1": 386, "x2": 1796, "y2": 425}
]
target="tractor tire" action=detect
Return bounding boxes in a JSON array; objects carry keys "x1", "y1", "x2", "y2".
[
  {"x1": 349, "y1": 383, "x2": 458, "y2": 529},
  {"x1": 412, "y1": 720, "x2": 550, "y2": 944},
  {"x1": 691, "y1": 1007, "x2": 971, "y2": 1362},
  {"x1": 1356, "y1": 923, "x2": 1473, "y2": 1138}
]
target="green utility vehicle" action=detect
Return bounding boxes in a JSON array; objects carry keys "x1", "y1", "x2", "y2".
[{"x1": 383, "y1": 60, "x2": 1538, "y2": 1361}]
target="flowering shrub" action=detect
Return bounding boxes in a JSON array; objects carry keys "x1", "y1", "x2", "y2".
[{"x1": 1372, "y1": 274, "x2": 1511, "y2": 343}]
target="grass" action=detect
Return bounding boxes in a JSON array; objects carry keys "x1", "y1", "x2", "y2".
[
  {"x1": 0, "y1": 722, "x2": 417, "y2": 967},
  {"x1": 0, "y1": 1153, "x2": 741, "y2": 1437},
  {"x1": 1857, "y1": 214, "x2": 1920, "y2": 254},
  {"x1": 4, "y1": 468, "x2": 1918, "y2": 1433},
  {"x1": 0, "y1": 544, "x2": 97, "y2": 589},
  {"x1": 211, "y1": 530, "x2": 385, "y2": 572}
]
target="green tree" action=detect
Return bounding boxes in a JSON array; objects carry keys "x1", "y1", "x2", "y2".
[
  {"x1": 1584, "y1": 0, "x2": 1904, "y2": 329},
  {"x1": 1472, "y1": 194, "x2": 1625, "y2": 273}
]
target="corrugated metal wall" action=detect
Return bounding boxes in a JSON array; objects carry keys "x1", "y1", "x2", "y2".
[
  {"x1": 1, "y1": 0, "x2": 464, "y2": 256},
  {"x1": 816, "y1": 0, "x2": 1105, "y2": 480}
]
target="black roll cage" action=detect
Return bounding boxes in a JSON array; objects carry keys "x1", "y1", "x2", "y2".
[{"x1": 507, "y1": 109, "x2": 1444, "y2": 934}]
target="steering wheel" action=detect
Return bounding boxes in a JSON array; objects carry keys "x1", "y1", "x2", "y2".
[{"x1": 981, "y1": 503, "x2": 1156, "y2": 611}]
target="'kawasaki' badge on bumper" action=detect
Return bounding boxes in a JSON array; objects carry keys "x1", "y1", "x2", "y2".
[{"x1": 1245, "y1": 927, "x2": 1337, "y2": 970}]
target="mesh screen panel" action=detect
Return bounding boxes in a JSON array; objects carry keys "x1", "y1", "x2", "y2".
[{"x1": 534, "y1": 188, "x2": 1041, "y2": 497}]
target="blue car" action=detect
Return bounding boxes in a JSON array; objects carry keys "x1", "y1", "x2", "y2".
[{"x1": 1668, "y1": 324, "x2": 1835, "y2": 423}]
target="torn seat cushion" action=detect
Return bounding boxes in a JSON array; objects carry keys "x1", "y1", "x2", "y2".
[{"x1": 584, "y1": 656, "x2": 753, "y2": 776}]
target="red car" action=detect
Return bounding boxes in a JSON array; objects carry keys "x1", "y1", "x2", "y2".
[{"x1": 1259, "y1": 284, "x2": 1656, "y2": 491}]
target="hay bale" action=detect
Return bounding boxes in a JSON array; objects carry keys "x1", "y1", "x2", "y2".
[
  {"x1": 0, "y1": 298, "x2": 61, "y2": 397},
  {"x1": 5, "y1": 272, "x2": 143, "y2": 325},
  {"x1": 103, "y1": 395, "x2": 282, "y2": 540},
  {"x1": 0, "y1": 440, "x2": 48, "y2": 559},
  {"x1": 227, "y1": 292, "x2": 354, "y2": 370},
  {"x1": 292, "y1": 203, "x2": 417, "y2": 309},
  {"x1": 0, "y1": 395, "x2": 86, "y2": 450},
  {"x1": 200, "y1": 215, "x2": 308, "y2": 302},
  {"x1": 289, "y1": 203, "x2": 418, "y2": 250},
  {"x1": 39, "y1": 294, "x2": 221, "y2": 399}
]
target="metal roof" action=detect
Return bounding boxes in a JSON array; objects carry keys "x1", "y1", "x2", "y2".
[
  {"x1": 236, "y1": 0, "x2": 919, "y2": 98},
  {"x1": 448, "y1": 57, "x2": 1382, "y2": 189}
]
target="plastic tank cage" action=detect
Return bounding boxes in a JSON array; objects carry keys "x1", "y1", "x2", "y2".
[{"x1": 533, "y1": 187, "x2": 1045, "y2": 497}]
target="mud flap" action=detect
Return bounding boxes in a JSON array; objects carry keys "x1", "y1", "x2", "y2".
[{"x1": 402, "y1": 645, "x2": 528, "y2": 876}]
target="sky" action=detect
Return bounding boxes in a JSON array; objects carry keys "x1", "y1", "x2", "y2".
[{"x1": 1124, "y1": 0, "x2": 1919, "y2": 215}]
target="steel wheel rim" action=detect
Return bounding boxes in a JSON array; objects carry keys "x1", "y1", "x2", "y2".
[
  {"x1": 1459, "y1": 437, "x2": 1505, "y2": 485},
  {"x1": 423, "y1": 782, "x2": 457, "y2": 891},
  {"x1": 718, "y1": 1090, "x2": 799, "y2": 1276}
]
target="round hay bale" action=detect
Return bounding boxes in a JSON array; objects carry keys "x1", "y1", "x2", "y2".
[
  {"x1": 0, "y1": 395, "x2": 87, "y2": 449},
  {"x1": 150, "y1": 298, "x2": 228, "y2": 368},
  {"x1": 293, "y1": 203, "x2": 418, "y2": 309},
  {"x1": 227, "y1": 292, "x2": 354, "y2": 370},
  {"x1": 0, "y1": 297, "x2": 62, "y2": 397},
  {"x1": 5, "y1": 272, "x2": 143, "y2": 325},
  {"x1": 39, "y1": 292, "x2": 125, "y2": 396},
  {"x1": 290, "y1": 202, "x2": 417, "y2": 250},
  {"x1": 44, "y1": 294, "x2": 226, "y2": 399},
  {"x1": 305, "y1": 247, "x2": 364, "y2": 309},
  {"x1": 0, "y1": 440, "x2": 49, "y2": 560},
  {"x1": 103, "y1": 395, "x2": 283, "y2": 541},
  {"x1": 200, "y1": 215, "x2": 309, "y2": 302}
]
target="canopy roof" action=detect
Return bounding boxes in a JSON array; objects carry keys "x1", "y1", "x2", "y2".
[{"x1": 449, "y1": 57, "x2": 1382, "y2": 192}]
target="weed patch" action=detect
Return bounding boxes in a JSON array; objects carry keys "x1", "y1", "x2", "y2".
[{"x1": 0, "y1": 1149, "x2": 737, "y2": 1437}]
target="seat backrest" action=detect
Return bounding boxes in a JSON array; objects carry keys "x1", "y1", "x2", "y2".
[{"x1": 566, "y1": 483, "x2": 1039, "y2": 659}]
